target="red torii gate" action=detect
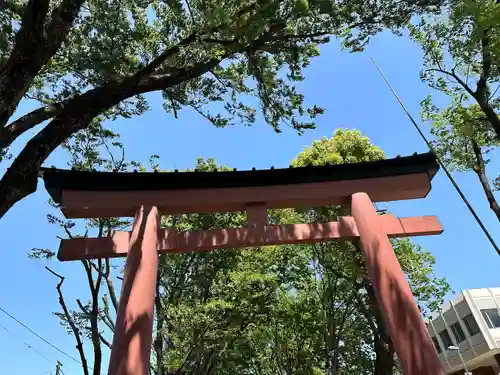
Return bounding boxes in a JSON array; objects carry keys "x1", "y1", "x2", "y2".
[{"x1": 41, "y1": 152, "x2": 445, "y2": 375}]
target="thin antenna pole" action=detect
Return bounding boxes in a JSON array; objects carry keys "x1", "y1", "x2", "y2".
[{"x1": 370, "y1": 57, "x2": 500, "y2": 256}]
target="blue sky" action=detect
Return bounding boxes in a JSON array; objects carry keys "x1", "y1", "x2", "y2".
[{"x1": 1, "y1": 30, "x2": 500, "y2": 375}]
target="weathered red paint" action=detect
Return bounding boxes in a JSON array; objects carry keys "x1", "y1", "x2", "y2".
[
  {"x1": 57, "y1": 215, "x2": 443, "y2": 261},
  {"x1": 59, "y1": 173, "x2": 431, "y2": 218},
  {"x1": 351, "y1": 193, "x2": 444, "y2": 375},
  {"x1": 107, "y1": 206, "x2": 159, "y2": 375}
]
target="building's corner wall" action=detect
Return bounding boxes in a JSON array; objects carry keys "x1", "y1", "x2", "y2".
[{"x1": 428, "y1": 287, "x2": 500, "y2": 374}]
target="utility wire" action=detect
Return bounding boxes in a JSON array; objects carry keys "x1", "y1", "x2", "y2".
[
  {"x1": 370, "y1": 57, "x2": 500, "y2": 256},
  {"x1": 0, "y1": 320, "x2": 66, "y2": 375},
  {"x1": 0, "y1": 305, "x2": 99, "y2": 373},
  {"x1": 0, "y1": 320, "x2": 53, "y2": 364}
]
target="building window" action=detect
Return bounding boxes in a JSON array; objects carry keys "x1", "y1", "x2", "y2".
[
  {"x1": 481, "y1": 309, "x2": 500, "y2": 329},
  {"x1": 439, "y1": 330, "x2": 453, "y2": 348},
  {"x1": 463, "y1": 314, "x2": 481, "y2": 336},
  {"x1": 450, "y1": 322, "x2": 466, "y2": 343},
  {"x1": 431, "y1": 336, "x2": 442, "y2": 354}
]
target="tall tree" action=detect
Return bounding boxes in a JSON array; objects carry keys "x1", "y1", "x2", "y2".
[
  {"x1": 421, "y1": 98, "x2": 500, "y2": 222},
  {"x1": 0, "y1": 0, "x2": 445, "y2": 219},
  {"x1": 411, "y1": 0, "x2": 500, "y2": 223}
]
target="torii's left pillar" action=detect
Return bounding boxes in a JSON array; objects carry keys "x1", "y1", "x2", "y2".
[{"x1": 107, "y1": 206, "x2": 159, "y2": 375}]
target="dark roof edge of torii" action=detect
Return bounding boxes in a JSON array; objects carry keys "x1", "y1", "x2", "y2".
[{"x1": 39, "y1": 151, "x2": 439, "y2": 202}]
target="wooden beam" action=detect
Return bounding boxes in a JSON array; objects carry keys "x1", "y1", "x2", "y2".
[
  {"x1": 57, "y1": 215, "x2": 443, "y2": 261},
  {"x1": 59, "y1": 173, "x2": 431, "y2": 218}
]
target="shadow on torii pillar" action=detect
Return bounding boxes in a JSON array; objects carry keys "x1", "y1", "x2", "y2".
[{"x1": 41, "y1": 151, "x2": 446, "y2": 375}]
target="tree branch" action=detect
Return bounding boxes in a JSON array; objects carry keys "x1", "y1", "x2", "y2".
[
  {"x1": 99, "y1": 334, "x2": 111, "y2": 349},
  {"x1": 470, "y1": 138, "x2": 500, "y2": 222},
  {"x1": 137, "y1": 1, "x2": 261, "y2": 77},
  {"x1": 0, "y1": 0, "x2": 50, "y2": 126},
  {"x1": 0, "y1": 18, "x2": 297, "y2": 219},
  {"x1": 104, "y1": 259, "x2": 118, "y2": 311},
  {"x1": 425, "y1": 68, "x2": 476, "y2": 97},
  {"x1": 0, "y1": 80, "x2": 125, "y2": 219},
  {"x1": 101, "y1": 295, "x2": 116, "y2": 332},
  {"x1": 89, "y1": 256, "x2": 118, "y2": 312},
  {"x1": 84, "y1": 259, "x2": 103, "y2": 375},
  {"x1": 46, "y1": 266, "x2": 90, "y2": 375},
  {"x1": 76, "y1": 299, "x2": 88, "y2": 314},
  {"x1": 426, "y1": 34, "x2": 500, "y2": 141},
  {"x1": 44, "y1": 0, "x2": 86, "y2": 46},
  {"x1": 0, "y1": 103, "x2": 61, "y2": 151},
  {"x1": 0, "y1": 0, "x2": 85, "y2": 128},
  {"x1": 476, "y1": 30, "x2": 491, "y2": 100},
  {"x1": 473, "y1": 29, "x2": 500, "y2": 141}
]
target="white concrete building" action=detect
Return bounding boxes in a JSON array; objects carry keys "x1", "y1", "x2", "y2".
[{"x1": 427, "y1": 288, "x2": 500, "y2": 375}]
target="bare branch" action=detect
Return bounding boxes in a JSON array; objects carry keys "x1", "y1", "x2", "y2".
[
  {"x1": 46, "y1": 266, "x2": 90, "y2": 375},
  {"x1": 99, "y1": 334, "x2": 111, "y2": 349},
  {"x1": 101, "y1": 295, "x2": 116, "y2": 331},
  {"x1": 91, "y1": 260, "x2": 103, "y2": 375},
  {"x1": 79, "y1": 258, "x2": 103, "y2": 375},
  {"x1": 90, "y1": 258, "x2": 118, "y2": 312},
  {"x1": 104, "y1": 259, "x2": 119, "y2": 311},
  {"x1": 425, "y1": 68, "x2": 476, "y2": 97}
]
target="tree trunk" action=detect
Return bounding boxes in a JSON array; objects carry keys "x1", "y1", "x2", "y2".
[
  {"x1": 366, "y1": 284, "x2": 394, "y2": 375},
  {"x1": 0, "y1": 0, "x2": 85, "y2": 128},
  {"x1": 0, "y1": 80, "x2": 132, "y2": 219},
  {"x1": 471, "y1": 139, "x2": 500, "y2": 223},
  {"x1": 473, "y1": 166, "x2": 500, "y2": 222},
  {"x1": 155, "y1": 273, "x2": 164, "y2": 375},
  {"x1": 476, "y1": 101, "x2": 500, "y2": 142},
  {"x1": 374, "y1": 336, "x2": 395, "y2": 375},
  {"x1": 474, "y1": 27, "x2": 500, "y2": 141}
]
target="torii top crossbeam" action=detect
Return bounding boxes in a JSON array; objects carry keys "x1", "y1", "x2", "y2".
[
  {"x1": 41, "y1": 152, "x2": 438, "y2": 219},
  {"x1": 39, "y1": 151, "x2": 445, "y2": 375}
]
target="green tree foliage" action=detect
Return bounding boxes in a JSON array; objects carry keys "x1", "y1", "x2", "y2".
[
  {"x1": 32, "y1": 128, "x2": 449, "y2": 375},
  {"x1": 290, "y1": 130, "x2": 449, "y2": 375},
  {"x1": 0, "y1": 0, "x2": 445, "y2": 219},
  {"x1": 291, "y1": 129, "x2": 385, "y2": 166},
  {"x1": 411, "y1": 0, "x2": 500, "y2": 223}
]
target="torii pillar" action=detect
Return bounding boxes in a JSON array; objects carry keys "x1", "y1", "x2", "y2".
[
  {"x1": 40, "y1": 152, "x2": 446, "y2": 375},
  {"x1": 107, "y1": 206, "x2": 159, "y2": 375}
]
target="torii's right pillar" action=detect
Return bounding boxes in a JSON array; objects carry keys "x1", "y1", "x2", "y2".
[{"x1": 351, "y1": 192, "x2": 444, "y2": 375}]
